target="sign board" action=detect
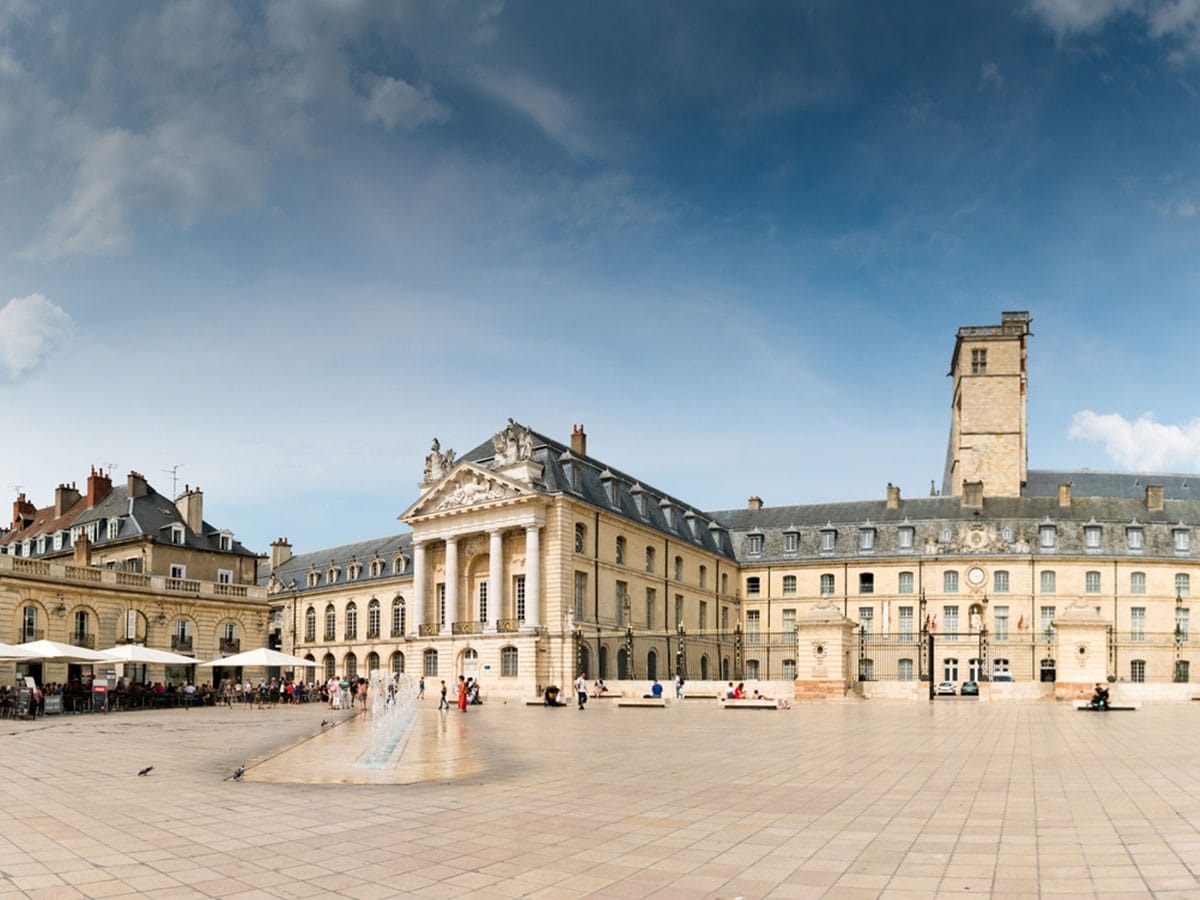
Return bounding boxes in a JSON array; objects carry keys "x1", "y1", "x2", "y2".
[
  {"x1": 24, "y1": 676, "x2": 36, "y2": 689},
  {"x1": 15, "y1": 688, "x2": 32, "y2": 718},
  {"x1": 92, "y1": 683, "x2": 108, "y2": 713},
  {"x1": 43, "y1": 695, "x2": 62, "y2": 715}
]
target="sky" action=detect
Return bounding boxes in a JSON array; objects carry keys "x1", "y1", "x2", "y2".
[{"x1": 3, "y1": 0, "x2": 1200, "y2": 556}]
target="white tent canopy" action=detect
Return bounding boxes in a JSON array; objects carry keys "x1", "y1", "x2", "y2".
[
  {"x1": 98, "y1": 645, "x2": 198, "y2": 666},
  {"x1": 197, "y1": 647, "x2": 317, "y2": 668},
  {"x1": 0, "y1": 641, "x2": 35, "y2": 659},
  {"x1": 13, "y1": 639, "x2": 111, "y2": 663}
]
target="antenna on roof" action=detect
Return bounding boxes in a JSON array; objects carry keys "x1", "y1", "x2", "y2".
[
  {"x1": 12, "y1": 485, "x2": 23, "y2": 497},
  {"x1": 163, "y1": 464, "x2": 184, "y2": 498},
  {"x1": 103, "y1": 463, "x2": 117, "y2": 477}
]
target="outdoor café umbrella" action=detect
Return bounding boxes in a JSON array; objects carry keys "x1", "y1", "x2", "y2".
[
  {"x1": 0, "y1": 641, "x2": 35, "y2": 659},
  {"x1": 196, "y1": 647, "x2": 317, "y2": 669},
  {"x1": 98, "y1": 644, "x2": 198, "y2": 666},
  {"x1": 13, "y1": 639, "x2": 111, "y2": 663}
]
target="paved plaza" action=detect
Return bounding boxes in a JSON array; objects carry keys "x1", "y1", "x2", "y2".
[{"x1": 2, "y1": 698, "x2": 1200, "y2": 898}]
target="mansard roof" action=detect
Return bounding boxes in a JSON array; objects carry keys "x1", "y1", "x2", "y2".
[
  {"x1": 1024, "y1": 469, "x2": 1200, "y2": 500},
  {"x1": 264, "y1": 533, "x2": 413, "y2": 594}
]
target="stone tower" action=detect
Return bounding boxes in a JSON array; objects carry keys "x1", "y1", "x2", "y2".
[{"x1": 942, "y1": 311, "x2": 1032, "y2": 498}]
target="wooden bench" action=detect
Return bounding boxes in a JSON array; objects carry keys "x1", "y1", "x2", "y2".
[
  {"x1": 617, "y1": 698, "x2": 667, "y2": 708},
  {"x1": 722, "y1": 699, "x2": 782, "y2": 709},
  {"x1": 1072, "y1": 700, "x2": 1141, "y2": 711}
]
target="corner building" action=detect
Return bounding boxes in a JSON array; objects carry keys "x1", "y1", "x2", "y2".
[{"x1": 269, "y1": 311, "x2": 1200, "y2": 700}]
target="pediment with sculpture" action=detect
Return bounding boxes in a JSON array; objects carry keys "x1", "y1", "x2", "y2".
[{"x1": 404, "y1": 463, "x2": 533, "y2": 519}]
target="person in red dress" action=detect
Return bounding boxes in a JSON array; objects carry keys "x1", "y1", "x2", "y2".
[{"x1": 456, "y1": 675, "x2": 468, "y2": 712}]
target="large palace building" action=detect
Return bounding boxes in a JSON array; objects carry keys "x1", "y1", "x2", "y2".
[{"x1": 267, "y1": 310, "x2": 1200, "y2": 699}]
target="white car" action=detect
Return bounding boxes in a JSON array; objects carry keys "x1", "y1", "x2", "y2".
[{"x1": 936, "y1": 681, "x2": 957, "y2": 696}]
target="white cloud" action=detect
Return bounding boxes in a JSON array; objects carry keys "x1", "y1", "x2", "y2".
[
  {"x1": 1070, "y1": 410, "x2": 1200, "y2": 470},
  {"x1": 0, "y1": 293, "x2": 73, "y2": 380},
  {"x1": 1152, "y1": 196, "x2": 1197, "y2": 217},
  {"x1": 472, "y1": 70, "x2": 597, "y2": 159},
  {"x1": 978, "y1": 61, "x2": 1004, "y2": 91},
  {"x1": 1026, "y1": 0, "x2": 1143, "y2": 35},
  {"x1": 362, "y1": 76, "x2": 451, "y2": 130}
]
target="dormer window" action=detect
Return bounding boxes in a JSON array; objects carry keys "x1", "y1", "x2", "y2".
[
  {"x1": 107, "y1": 519, "x2": 120, "y2": 540},
  {"x1": 1175, "y1": 526, "x2": 1191, "y2": 554},
  {"x1": 53, "y1": 531, "x2": 64, "y2": 551},
  {"x1": 348, "y1": 562, "x2": 362, "y2": 581},
  {"x1": 746, "y1": 534, "x2": 763, "y2": 556},
  {"x1": 686, "y1": 512, "x2": 700, "y2": 541},
  {"x1": 370, "y1": 558, "x2": 384, "y2": 577},
  {"x1": 22, "y1": 540, "x2": 31, "y2": 556},
  {"x1": 327, "y1": 566, "x2": 339, "y2": 584},
  {"x1": 218, "y1": 532, "x2": 232, "y2": 551},
  {"x1": 87, "y1": 522, "x2": 99, "y2": 542},
  {"x1": 660, "y1": 500, "x2": 675, "y2": 529},
  {"x1": 170, "y1": 525, "x2": 185, "y2": 546},
  {"x1": 393, "y1": 555, "x2": 406, "y2": 575},
  {"x1": 600, "y1": 471, "x2": 618, "y2": 505},
  {"x1": 1084, "y1": 524, "x2": 1101, "y2": 550},
  {"x1": 1126, "y1": 525, "x2": 1144, "y2": 552},
  {"x1": 898, "y1": 526, "x2": 915, "y2": 551},
  {"x1": 307, "y1": 570, "x2": 320, "y2": 588},
  {"x1": 1039, "y1": 524, "x2": 1057, "y2": 551},
  {"x1": 820, "y1": 527, "x2": 836, "y2": 554},
  {"x1": 783, "y1": 531, "x2": 799, "y2": 554},
  {"x1": 859, "y1": 527, "x2": 876, "y2": 552},
  {"x1": 631, "y1": 484, "x2": 647, "y2": 517},
  {"x1": 36, "y1": 536, "x2": 46, "y2": 554}
]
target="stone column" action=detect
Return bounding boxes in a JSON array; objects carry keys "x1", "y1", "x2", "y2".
[
  {"x1": 443, "y1": 537, "x2": 459, "y2": 636},
  {"x1": 487, "y1": 530, "x2": 504, "y2": 633},
  {"x1": 794, "y1": 599, "x2": 858, "y2": 700},
  {"x1": 411, "y1": 541, "x2": 426, "y2": 638},
  {"x1": 524, "y1": 525, "x2": 541, "y2": 630},
  {"x1": 1052, "y1": 600, "x2": 1112, "y2": 702}
]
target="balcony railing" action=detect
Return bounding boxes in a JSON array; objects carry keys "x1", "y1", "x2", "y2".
[
  {"x1": 171, "y1": 636, "x2": 193, "y2": 652},
  {"x1": 452, "y1": 620, "x2": 482, "y2": 635},
  {"x1": 324, "y1": 631, "x2": 336, "y2": 642},
  {"x1": 70, "y1": 632, "x2": 95, "y2": 649},
  {"x1": 418, "y1": 624, "x2": 438, "y2": 637},
  {"x1": 496, "y1": 619, "x2": 521, "y2": 633},
  {"x1": 366, "y1": 629, "x2": 380, "y2": 639},
  {"x1": 219, "y1": 638, "x2": 240, "y2": 653},
  {"x1": 19, "y1": 629, "x2": 45, "y2": 642},
  {"x1": 343, "y1": 630, "x2": 357, "y2": 641},
  {"x1": 0, "y1": 555, "x2": 267, "y2": 600}
]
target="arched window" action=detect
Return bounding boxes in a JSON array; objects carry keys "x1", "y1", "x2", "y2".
[
  {"x1": 323, "y1": 653, "x2": 336, "y2": 681},
  {"x1": 575, "y1": 523, "x2": 586, "y2": 554},
  {"x1": 699, "y1": 565, "x2": 707, "y2": 588},
  {"x1": 344, "y1": 652, "x2": 357, "y2": 680},
  {"x1": 392, "y1": 596, "x2": 406, "y2": 637},
  {"x1": 423, "y1": 648, "x2": 438, "y2": 677},
  {"x1": 746, "y1": 659, "x2": 760, "y2": 679},
  {"x1": 366, "y1": 651, "x2": 379, "y2": 674},
  {"x1": 647, "y1": 649, "x2": 658, "y2": 681},
  {"x1": 501, "y1": 646, "x2": 518, "y2": 677},
  {"x1": 721, "y1": 573, "x2": 728, "y2": 594},
  {"x1": 391, "y1": 651, "x2": 405, "y2": 676},
  {"x1": 721, "y1": 657, "x2": 730, "y2": 681},
  {"x1": 646, "y1": 546, "x2": 655, "y2": 573},
  {"x1": 599, "y1": 645, "x2": 608, "y2": 680},
  {"x1": 304, "y1": 607, "x2": 316, "y2": 643},
  {"x1": 368, "y1": 599, "x2": 381, "y2": 638},
  {"x1": 700, "y1": 655, "x2": 709, "y2": 680},
  {"x1": 618, "y1": 647, "x2": 630, "y2": 679},
  {"x1": 674, "y1": 556, "x2": 683, "y2": 581},
  {"x1": 324, "y1": 605, "x2": 336, "y2": 641},
  {"x1": 615, "y1": 536, "x2": 626, "y2": 565},
  {"x1": 345, "y1": 602, "x2": 358, "y2": 640}
]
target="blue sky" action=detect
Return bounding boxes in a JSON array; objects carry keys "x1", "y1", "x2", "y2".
[{"x1": 3, "y1": 0, "x2": 1200, "y2": 556}]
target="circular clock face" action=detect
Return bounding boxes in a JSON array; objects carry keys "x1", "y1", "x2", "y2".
[{"x1": 967, "y1": 566, "x2": 986, "y2": 586}]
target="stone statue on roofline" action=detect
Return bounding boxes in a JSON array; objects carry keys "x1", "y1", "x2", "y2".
[
  {"x1": 492, "y1": 418, "x2": 534, "y2": 466},
  {"x1": 423, "y1": 438, "x2": 456, "y2": 483}
]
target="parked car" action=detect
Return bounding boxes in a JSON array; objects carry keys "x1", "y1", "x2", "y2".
[
  {"x1": 936, "y1": 681, "x2": 957, "y2": 696},
  {"x1": 961, "y1": 681, "x2": 979, "y2": 696}
]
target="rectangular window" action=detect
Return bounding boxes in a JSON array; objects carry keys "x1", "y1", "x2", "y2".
[
  {"x1": 1040, "y1": 605, "x2": 1056, "y2": 641},
  {"x1": 574, "y1": 572, "x2": 587, "y2": 620},
  {"x1": 645, "y1": 547, "x2": 655, "y2": 573},
  {"x1": 858, "y1": 608, "x2": 874, "y2": 635},
  {"x1": 782, "y1": 575, "x2": 797, "y2": 596},
  {"x1": 514, "y1": 575, "x2": 526, "y2": 621},
  {"x1": 746, "y1": 659, "x2": 760, "y2": 679},
  {"x1": 1085, "y1": 525, "x2": 1101, "y2": 550},
  {"x1": 1127, "y1": 528, "x2": 1143, "y2": 551},
  {"x1": 1176, "y1": 529, "x2": 1191, "y2": 553},
  {"x1": 1131, "y1": 659, "x2": 1146, "y2": 683},
  {"x1": 782, "y1": 659, "x2": 796, "y2": 680},
  {"x1": 438, "y1": 583, "x2": 446, "y2": 626},
  {"x1": 615, "y1": 581, "x2": 627, "y2": 626},
  {"x1": 859, "y1": 529, "x2": 875, "y2": 551},
  {"x1": 994, "y1": 606, "x2": 1009, "y2": 641},
  {"x1": 1040, "y1": 525, "x2": 1057, "y2": 550},
  {"x1": 898, "y1": 527, "x2": 914, "y2": 551},
  {"x1": 1177, "y1": 607, "x2": 1190, "y2": 642},
  {"x1": 994, "y1": 570, "x2": 1010, "y2": 593},
  {"x1": 898, "y1": 659, "x2": 914, "y2": 681},
  {"x1": 217, "y1": 569, "x2": 233, "y2": 585},
  {"x1": 1131, "y1": 571, "x2": 1146, "y2": 594},
  {"x1": 1177, "y1": 573, "x2": 1191, "y2": 598},
  {"x1": 820, "y1": 574, "x2": 835, "y2": 595},
  {"x1": 898, "y1": 571, "x2": 914, "y2": 594},
  {"x1": 1085, "y1": 571, "x2": 1100, "y2": 594},
  {"x1": 1131, "y1": 607, "x2": 1145, "y2": 642},
  {"x1": 1040, "y1": 570, "x2": 1056, "y2": 594},
  {"x1": 721, "y1": 606, "x2": 729, "y2": 632},
  {"x1": 746, "y1": 534, "x2": 763, "y2": 556},
  {"x1": 646, "y1": 588, "x2": 656, "y2": 628},
  {"x1": 899, "y1": 607, "x2": 914, "y2": 639},
  {"x1": 746, "y1": 577, "x2": 761, "y2": 596},
  {"x1": 971, "y1": 348, "x2": 987, "y2": 374},
  {"x1": 783, "y1": 533, "x2": 798, "y2": 554},
  {"x1": 699, "y1": 601, "x2": 708, "y2": 632},
  {"x1": 169, "y1": 564, "x2": 186, "y2": 579},
  {"x1": 820, "y1": 530, "x2": 836, "y2": 553},
  {"x1": 782, "y1": 608, "x2": 796, "y2": 633},
  {"x1": 746, "y1": 610, "x2": 760, "y2": 644},
  {"x1": 501, "y1": 647, "x2": 518, "y2": 677},
  {"x1": 859, "y1": 573, "x2": 874, "y2": 594},
  {"x1": 423, "y1": 652, "x2": 438, "y2": 677},
  {"x1": 944, "y1": 571, "x2": 959, "y2": 593},
  {"x1": 674, "y1": 594, "x2": 683, "y2": 628},
  {"x1": 944, "y1": 606, "x2": 959, "y2": 636}
]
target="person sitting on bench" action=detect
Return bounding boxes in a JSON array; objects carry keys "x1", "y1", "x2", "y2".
[
  {"x1": 1089, "y1": 682, "x2": 1110, "y2": 710},
  {"x1": 643, "y1": 680, "x2": 663, "y2": 699}
]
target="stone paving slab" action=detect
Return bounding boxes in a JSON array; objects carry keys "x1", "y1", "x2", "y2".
[{"x1": 2, "y1": 700, "x2": 1200, "y2": 897}]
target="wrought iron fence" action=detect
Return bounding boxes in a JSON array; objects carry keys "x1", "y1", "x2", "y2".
[
  {"x1": 854, "y1": 629, "x2": 1059, "y2": 682},
  {"x1": 570, "y1": 628, "x2": 802, "y2": 682}
]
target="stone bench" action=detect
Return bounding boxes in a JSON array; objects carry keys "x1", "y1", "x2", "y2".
[
  {"x1": 617, "y1": 698, "x2": 667, "y2": 708},
  {"x1": 722, "y1": 698, "x2": 782, "y2": 709},
  {"x1": 1072, "y1": 700, "x2": 1140, "y2": 711},
  {"x1": 682, "y1": 692, "x2": 722, "y2": 700}
]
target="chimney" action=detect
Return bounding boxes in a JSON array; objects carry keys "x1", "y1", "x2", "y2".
[
  {"x1": 175, "y1": 484, "x2": 203, "y2": 533},
  {"x1": 87, "y1": 466, "x2": 112, "y2": 508},
  {"x1": 74, "y1": 530, "x2": 91, "y2": 566},
  {"x1": 55, "y1": 483, "x2": 81, "y2": 517},
  {"x1": 126, "y1": 470, "x2": 148, "y2": 500},
  {"x1": 961, "y1": 480, "x2": 984, "y2": 508},
  {"x1": 1146, "y1": 484, "x2": 1165, "y2": 512},
  {"x1": 886, "y1": 483, "x2": 901, "y2": 509},
  {"x1": 1058, "y1": 483, "x2": 1071, "y2": 507},
  {"x1": 12, "y1": 493, "x2": 36, "y2": 529},
  {"x1": 748, "y1": 496, "x2": 763, "y2": 510},
  {"x1": 571, "y1": 424, "x2": 587, "y2": 456},
  {"x1": 270, "y1": 537, "x2": 293, "y2": 569}
]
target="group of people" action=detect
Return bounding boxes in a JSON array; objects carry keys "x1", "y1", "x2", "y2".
[
  {"x1": 437, "y1": 675, "x2": 481, "y2": 711},
  {"x1": 324, "y1": 676, "x2": 370, "y2": 711}
]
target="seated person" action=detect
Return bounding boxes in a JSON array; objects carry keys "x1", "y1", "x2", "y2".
[
  {"x1": 644, "y1": 680, "x2": 664, "y2": 699},
  {"x1": 543, "y1": 686, "x2": 561, "y2": 706},
  {"x1": 592, "y1": 679, "x2": 608, "y2": 697},
  {"x1": 1090, "y1": 682, "x2": 1110, "y2": 709},
  {"x1": 726, "y1": 682, "x2": 736, "y2": 699},
  {"x1": 733, "y1": 683, "x2": 745, "y2": 699}
]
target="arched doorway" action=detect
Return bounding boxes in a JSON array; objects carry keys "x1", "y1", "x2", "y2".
[
  {"x1": 578, "y1": 644, "x2": 591, "y2": 679},
  {"x1": 700, "y1": 655, "x2": 709, "y2": 680},
  {"x1": 599, "y1": 645, "x2": 608, "y2": 680},
  {"x1": 647, "y1": 649, "x2": 658, "y2": 682},
  {"x1": 460, "y1": 648, "x2": 479, "y2": 679},
  {"x1": 617, "y1": 648, "x2": 629, "y2": 680}
]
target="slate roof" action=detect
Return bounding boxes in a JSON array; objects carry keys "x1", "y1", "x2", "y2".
[
  {"x1": 1025, "y1": 469, "x2": 1200, "y2": 500},
  {"x1": 263, "y1": 533, "x2": 413, "y2": 594}
]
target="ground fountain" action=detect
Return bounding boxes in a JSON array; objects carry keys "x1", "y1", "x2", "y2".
[{"x1": 361, "y1": 670, "x2": 418, "y2": 769}]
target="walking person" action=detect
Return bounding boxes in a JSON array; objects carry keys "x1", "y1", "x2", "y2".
[
  {"x1": 456, "y1": 675, "x2": 468, "y2": 712},
  {"x1": 575, "y1": 672, "x2": 588, "y2": 710},
  {"x1": 418, "y1": 676, "x2": 425, "y2": 700},
  {"x1": 437, "y1": 680, "x2": 449, "y2": 711}
]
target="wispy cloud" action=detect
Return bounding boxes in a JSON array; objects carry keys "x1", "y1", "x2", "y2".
[
  {"x1": 1028, "y1": 0, "x2": 1200, "y2": 62},
  {"x1": 472, "y1": 70, "x2": 597, "y2": 159},
  {"x1": 361, "y1": 75, "x2": 451, "y2": 130},
  {"x1": 978, "y1": 61, "x2": 1005, "y2": 91},
  {"x1": 0, "y1": 294, "x2": 74, "y2": 380},
  {"x1": 1070, "y1": 410, "x2": 1200, "y2": 470},
  {"x1": 1026, "y1": 0, "x2": 1142, "y2": 36}
]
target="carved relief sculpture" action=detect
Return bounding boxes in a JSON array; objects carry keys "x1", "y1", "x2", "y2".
[
  {"x1": 423, "y1": 438, "x2": 457, "y2": 483},
  {"x1": 492, "y1": 418, "x2": 534, "y2": 466}
]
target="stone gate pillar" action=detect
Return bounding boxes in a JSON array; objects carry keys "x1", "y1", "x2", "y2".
[
  {"x1": 794, "y1": 598, "x2": 858, "y2": 700},
  {"x1": 1052, "y1": 598, "x2": 1111, "y2": 701}
]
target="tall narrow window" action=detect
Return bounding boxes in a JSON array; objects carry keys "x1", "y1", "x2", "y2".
[
  {"x1": 368, "y1": 599, "x2": 381, "y2": 638},
  {"x1": 1131, "y1": 607, "x2": 1146, "y2": 642},
  {"x1": 994, "y1": 606, "x2": 1009, "y2": 641},
  {"x1": 305, "y1": 607, "x2": 316, "y2": 643},
  {"x1": 1040, "y1": 570, "x2": 1056, "y2": 594},
  {"x1": 437, "y1": 584, "x2": 446, "y2": 627},
  {"x1": 944, "y1": 606, "x2": 959, "y2": 636},
  {"x1": 944, "y1": 571, "x2": 959, "y2": 593},
  {"x1": 1085, "y1": 571, "x2": 1101, "y2": 594},
  {"x1": 898, "y1": 571, "x2": 914, "y2": 594},
  {"x1": 994, "y1": 570, "x2": 1010, "y2": 593},
  {"x1": 699, "y1": 601, "x2": 708, "y2": 631},
  {"x1": 1177, "y1": 607, "x2": 1190, "y2": 642},
  {"x1": 1177, "y1": 573, "x2": 1191, "y2": 598},
  {"x1": 746, "y1": 610, "x2": 760, "y2": 644},
  {"x1": 1131, "y1": 571, "x2": 1146, "y2": 594},
  {"x1": 674, "y1": 556, "x2": 683, "y2": 581},
  {"x1": 1040, "y1": 606, "x2": 1056, "y2": 641},
  {"x1": 645, "y1": 547, "x2": 655, "y2": 573},
  {"x1": 392, "y1": 597, "x2": 405, "y2": 636},
  {"x1": 615, "y1": 536, "x2": 625, "y2": 565},
  {"x1": 899, "y1": 607, "x2": 914, "y2": 639},
  {"x1": 574, "y1": 572, "x2": 587, "y2": 620},
  {"x1": 478, "y1": 581, "x2": 488, "y2": 623},
  {"x1": 782, "y1": 575, "x2": 797, "y2": 596},
  {"x1": 820, "y1": 573, "x2": 835, "y2": 595},
  {"x1": 575, "y1": 523, "x2": 586, "y2": 554},
  {"x1": 615, "y1": 581, "x2": 627, "y2": 626},
  {"x1": 858, "y1": 608, "x2": 874, "y2": 634},
  {"x1": 646, "y1": 588, "x2": 656, "y2": 628},
  {"x1": 699, "y1": 565, "x2": 707, "y2": 588},
  {"x1": 514, "y1": 575, "x2": 526, "y2": 621}
]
